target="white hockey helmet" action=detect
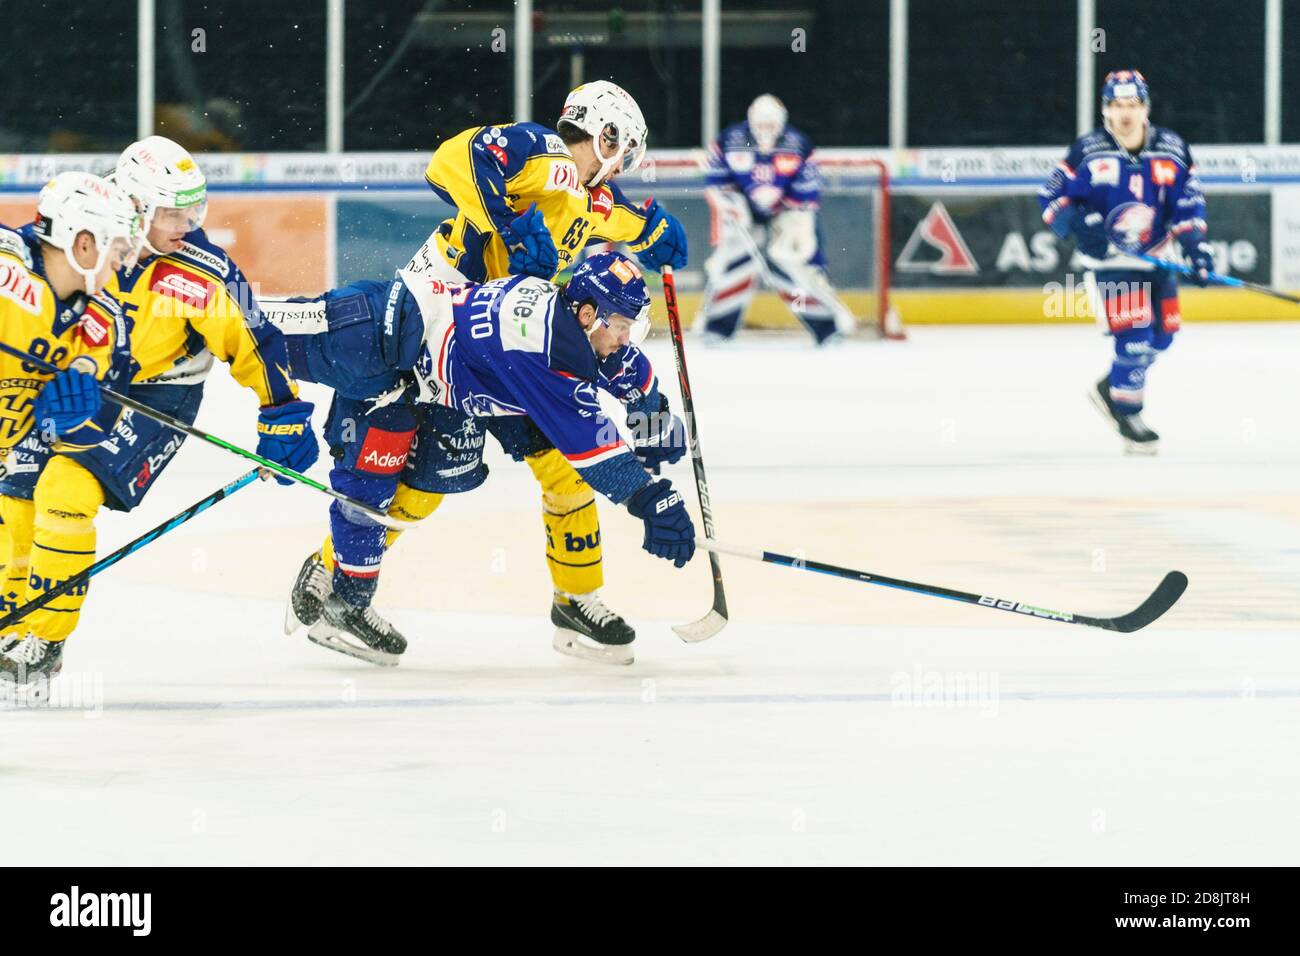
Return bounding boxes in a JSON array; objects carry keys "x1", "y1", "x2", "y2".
[
  {"x1": 34, "y1": 171, "x2": 143, "y2": 293},
  {"x1": 114, "y1": 135, "x2": 208, "y2": 250},
  {"x1": 747, "y1": 94, "x2": 788, "y2": 151},
  {"x1": 558, "y1": 80, "x2": 648, "y2": 186}
]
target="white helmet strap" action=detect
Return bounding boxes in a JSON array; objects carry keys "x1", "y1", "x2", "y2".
[{"x1": 62, "y1": 235, "x2": 111, "y2": 295}]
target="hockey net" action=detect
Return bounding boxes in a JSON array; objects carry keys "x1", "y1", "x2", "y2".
[
  {"x1": 814, "y1": 155, "x2": 904, "y2": 340},
  {"x1": 640, "y1": 150, "x2": 904, "y2": 340}
]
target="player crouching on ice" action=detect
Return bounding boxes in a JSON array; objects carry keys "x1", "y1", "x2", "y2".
[
  {"x1": 271, "y1": 252, "x2": 694, "y2": 666},
  {"x1": 1038, "y1": 70, "x2": 1211, "y2": 454},
  {"x1": 696, "y1": 94, "x2": 856, "y2": 345}
]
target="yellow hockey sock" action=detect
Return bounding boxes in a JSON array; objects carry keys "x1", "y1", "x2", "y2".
[
  {"x1": 525, "y1": 447, "x2": 603, "y2": 595},
  {"x1": 319, "y1": 482, "x2": 445, "y2": 571},
  {"x1": 0, "y1": 496, "x2": 35, "y2": 624},
  {"x1": 24, "y1": 456, "x2": 104, "y2": 641}
]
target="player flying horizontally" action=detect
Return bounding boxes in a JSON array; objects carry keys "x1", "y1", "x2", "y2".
[
  {"x1": 1039, "y1": 70, "x2": 1211, "y2": 454},
  {"x1": 274, "y1": 252, "x2": 696, "y2": 666},
  {"x1": 696, "y1": 94, "x2": 856, "y2": 346},
  {"x1": 0, "y1": 138, "x2": 317, "y2": 683},
  {"x1": 289, "y1": 80, "x2": 689, "y2": 656}
]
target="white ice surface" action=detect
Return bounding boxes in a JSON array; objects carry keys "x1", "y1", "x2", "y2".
[{"x1": 4, "y1": 321, "x2": 1299, "y2": 865}]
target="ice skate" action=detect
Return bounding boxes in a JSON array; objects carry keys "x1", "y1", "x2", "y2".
[
  {"x1": 1090, "y1": 377, "x2": 1159, "y2": 455},
  {"x1": 0, "y1": 634, "x2": 64, "y2": 686},
  {"x1": 551, "y1": 591, "x2": 636, "y2": 665},
  {"x1": 285, "y1": 551, "x2": 333, "y2": 635},
  {"x1": 306, "y1": 594, "x2": 407, "y2": 667}
]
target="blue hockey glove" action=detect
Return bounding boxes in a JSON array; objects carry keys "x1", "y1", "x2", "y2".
[
  {"x1": 33, "y1": 366, "x2": 101, "y2": 438},
  {"x1": 257, "y1": 400, "x2": 319, "y2": 485},
  {"x1": 630, "y1": 393, "x2": 687, "y2": 475},
  {"x1": 1183, "y1": 239, "x2": 1215, "y2": 287},
  {"x1": 1074, "y1": 211, "x2": 1109, "y2": 259},
  {"x1": 500, "y1": 203, "x2": 559, "y2": 278},
  {"x1": 629, "y1": 198, "x2": 688, "y2": 271},
  {"x1": 626, "y1": 478, "x2": 695, "y2": 568}
]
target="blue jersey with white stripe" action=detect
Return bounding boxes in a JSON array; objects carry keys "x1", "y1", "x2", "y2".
[
  {"x1": 704, "y1": 121, "x2": 820, "y2": 221},
  {"x1": 1038, "y1": 124, "x2": 1207, "y2": 266},
  {"x1": 281, "y1": 271, "x2": 658, "y2": 502}
]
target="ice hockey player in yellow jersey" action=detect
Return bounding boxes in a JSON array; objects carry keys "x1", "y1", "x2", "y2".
[
  {"x1": 0, "y1": 172, "x2": 142, "y2": 684},
  {"x1": 0, "y1": 139, "x2": 317, "y2": 684},
  {"x1": 293, "y1": 80, "x2": 689, "y2": 659}
]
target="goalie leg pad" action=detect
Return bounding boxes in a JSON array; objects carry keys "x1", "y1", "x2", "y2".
[{"x1": 698, "y1": 218, "x2": 760, "y2": 338}]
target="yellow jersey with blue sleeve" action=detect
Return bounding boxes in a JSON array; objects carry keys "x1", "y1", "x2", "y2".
[
  {"x1": 111, "y1": 228, "x2": 297, "y2": 406},
  {"x1": 424, "y1": 122, "x2": 650, "y2": 282},
  {"x1": 0, "y1": 225, "x2": 127, "y2": 460}
]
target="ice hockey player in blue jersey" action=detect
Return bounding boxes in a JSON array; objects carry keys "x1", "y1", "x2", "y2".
[
  {"x1": 1039, "y1": 70, "x2": 1211, "y2": 454},
  {"x1": 271, "y1": 252, "x2": 694, "y2": 666},
  {"x1": 696, "y1": 94, "x2": 856, "y2": 345}
]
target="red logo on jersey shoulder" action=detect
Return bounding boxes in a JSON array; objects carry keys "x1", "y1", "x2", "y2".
[
  {"x1": 772, "y1": 152, "x2": 801, "y2": 177},
  {"x1": 78, "y1": 303, "x2": 111, "y2": 346},
  {"x1": 486, "y1": 143, "x2": 509, "y2": 166},
  {"x1": 356, "y1": 427, "x2": 416, "y2": 475},
  {"x1": 1151, "y1": 159, "x2": 1178, "y2": 186},
  {"x1": 151, "y1": 261, "x2": 213, "y2": 309},
  {"x1": 591, "y1": 186, "x2": 614, "y2": 220}
]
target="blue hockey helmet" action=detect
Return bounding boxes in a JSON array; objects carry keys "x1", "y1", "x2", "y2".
[
  {"x1": 1101, "y1": 69, "x2": 1150, "y2": 105},
  {"x1": 563, "y1": 251, "x2": 652, "y2": 345}
]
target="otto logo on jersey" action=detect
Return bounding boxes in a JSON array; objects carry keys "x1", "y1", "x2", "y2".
[{"x1": 356, "y1": 426, "x2": 415, "y2": 475}]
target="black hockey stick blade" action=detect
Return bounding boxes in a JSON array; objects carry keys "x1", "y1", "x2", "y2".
[
  {"x1": 702, "y1": 539, "x2": 1187, "y2": 634},
  {"x1": 1081, "y1": 570, "x2": 1189, "y2": 633}
]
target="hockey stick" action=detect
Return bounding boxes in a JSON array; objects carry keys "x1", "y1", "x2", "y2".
[
  {"x1": 0, "y1": 341, "x2": 413, "y2": 530},
  {"x1": 1138, "y1": 253, "x2": 1300, "y2": 305},
  {"x1": 0, "y1": 468, "x2": 264, "y2": 631},
  {"x1": 702, "y1": 539, "x2": 1187, "y2": 633},
  {"x1": 660, "y1": 266, "x2": 728, "y2": 641}
]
